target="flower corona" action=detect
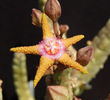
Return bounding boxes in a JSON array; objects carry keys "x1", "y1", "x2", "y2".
[{"x1": 38, "y1": 38, "x2": 65, "y2": 60}]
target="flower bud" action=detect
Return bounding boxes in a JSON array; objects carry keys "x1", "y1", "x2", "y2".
[
  {"x1": 60, "y1": 24, "x2": 69, "y2": 34},
  {"x1": 76, "y1": 46, "x2": 94, "y2": 66},
  {"x1": 32, "y1": 8, "x2": 42, "y2": 27},
  {"x1": 44, "y1": 0, "x2": 61, "y2": 22},
  {"x1": 47, "y1": 86, "x2": 68, "y2": 99}
]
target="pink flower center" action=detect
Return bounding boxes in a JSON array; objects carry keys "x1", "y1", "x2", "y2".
[
  {"x1": 43, "y1": 39, "x2": 59, "y2": 55},
  {"x1": 38, "y1": 38, "x2": 65, "y2": 60}
]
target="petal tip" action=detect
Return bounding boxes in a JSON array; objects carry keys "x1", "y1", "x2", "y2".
[
  {"x1": 83, "y1": 70, "x2": 88, "y2": 74},
  {"x1": 10, "y1": 48, "x2": 15, "y2": 52},
  {"x1": 80, "y1": 35, "x2": 85, "y2": 39},
  {"x1": 33, "y1": 81, "x2": 37, "y2": 88}
]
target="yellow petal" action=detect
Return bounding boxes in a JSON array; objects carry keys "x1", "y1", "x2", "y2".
[
  {"x1": 62, "y1": 35, "x2": 84, "y2": 48},
  {"x1": 34, "y1": 56, "x2": 54, "y2": 87},
  {"x1": 42, "y1": 13, "x2": 53, "y2": 39},
  {"x1": 58, "y1": 53, "x2": 88, "y2": 74},
  {"x1": 10, "y1": 45, "x2": 39, "y2": 55}
]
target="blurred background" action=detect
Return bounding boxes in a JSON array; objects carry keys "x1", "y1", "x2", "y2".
[{"x1": 0, "y1": 0, "x2": 110, "y2": 100}]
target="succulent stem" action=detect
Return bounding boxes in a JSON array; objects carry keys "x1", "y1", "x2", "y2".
[{"x1": 12, "y1": 53, "x2": 35, "y2": 100}]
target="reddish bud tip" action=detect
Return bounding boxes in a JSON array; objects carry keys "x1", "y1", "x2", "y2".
[
  {"x1": 44, "y1": 0, "x2": 61, "y2": 22},
  {"x1": 32, "y1": 8, "x2": 42, "y2": 27},
  {"x1": 77, "y1": 46, "x2": 94, "y2": 66}
]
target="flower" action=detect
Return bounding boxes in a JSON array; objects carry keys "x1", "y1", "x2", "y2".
[{"x1": 10, "y1": 13, "x2": 88, "y2": 87}]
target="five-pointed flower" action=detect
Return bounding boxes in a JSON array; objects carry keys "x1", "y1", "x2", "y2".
[{"x1": 10, "y1": 13, "x2": 88, "y2": 87}]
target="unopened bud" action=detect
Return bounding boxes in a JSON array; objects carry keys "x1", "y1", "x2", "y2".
[
  {"x1": 47, "y1": 86, "x2": 68, "y2": 98},
  {"x1": 44, "y1": 0, "x2": 61, "y2": 22},
  {"x1": 60, "y1": 24, "x2": 69, "y2": 34},
  {"x1": 77, "y1": 46, "x2": 94, "y2": 66},
  {"x1": 32, "y1": 8, "x2": 42, "y2": 27}
]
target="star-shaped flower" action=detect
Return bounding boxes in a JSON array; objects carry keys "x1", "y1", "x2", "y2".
[{"x1": 10, "y1": 13, "x2": 88, "y2": 87}]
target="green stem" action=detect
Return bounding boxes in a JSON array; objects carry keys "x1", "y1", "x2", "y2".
[
  {"x1": 12, "y1": 53, "x2": 35, "y2": 100},
  {"x1": 72, "y1": 19, "x2": 110, "y2": 96},
  {"x1": 39, "y1": 0, "x2": 47, "y2": 11}
]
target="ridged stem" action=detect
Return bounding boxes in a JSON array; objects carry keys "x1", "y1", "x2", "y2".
[
  {"x1": 12, "y1": 53, "x2": 35, "y2": 100},
  {"x1": 77, "y1": 18, "x2": 110, "y2": 85}
]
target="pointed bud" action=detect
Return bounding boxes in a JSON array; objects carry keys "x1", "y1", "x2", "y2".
[
  {"x1": 47, "y1": 86, "x2": 69, "y2": 100},
  {"x1": 32, "y1": 8, "x2": 42, "y2": 27},
  {"x1": 44, "y1": 0, "x2": 61, "y2": 22},
  {"x1": 60, "y1": 24, "x2": 69, "y2": 34},
  {"x1": 77, "y1": 46, "x2": 94, "y2": 66}
]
